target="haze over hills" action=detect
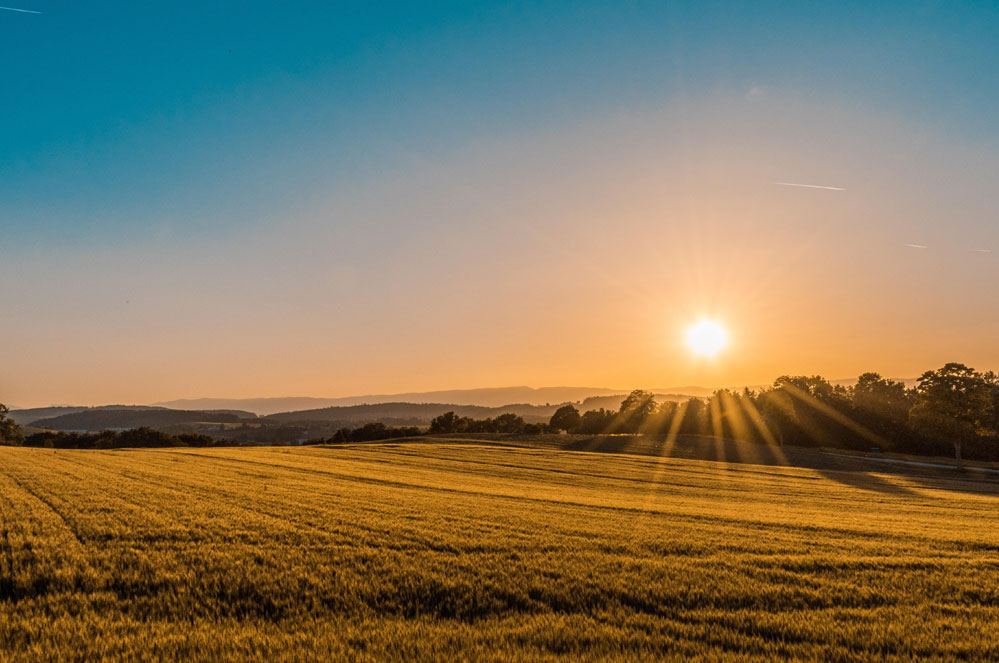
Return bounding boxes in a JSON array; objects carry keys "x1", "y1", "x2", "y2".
[
  {"x1": 262, "y1": 394, "x2": 690, "y2": 426},
  {"x1": 16, "y1": 379, "x2": 919, "y2": 422},
  {"x1": 15, "y1": 394, "x2": 696, "y2": 434},
  {"x1": 8, "y1": 405, "x2": 165, "y2": 427},
  {"x1": 154, "y1": 386, "x2": 630, "y2": 415},
  {"x1": 155, "y1": 380, "x2": 915, "y2": 415},
  {"x1": 27, "y1": 407, "x2": 257, "y2": 432}
]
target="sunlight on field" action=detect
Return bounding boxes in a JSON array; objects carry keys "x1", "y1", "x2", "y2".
[{"x1": 1, "y1": 442, "x2": 998, "y2": 662}]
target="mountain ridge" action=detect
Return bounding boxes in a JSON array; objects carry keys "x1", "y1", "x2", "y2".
[
  {"x1": 153, "y1": 386, "x2": 629, "y2": 415},
  {"x1": 14, "y1": 378, "x2": 918, "y2": 420}
]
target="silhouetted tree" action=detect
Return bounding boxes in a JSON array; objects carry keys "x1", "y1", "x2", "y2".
[
  {"x1": 853, "y1": 372, "x2": 912, "y2": 424},
  {"x1": 762, "y1": 375, "x2": 855, "y2": 447},
  {"x1": 429, "y1": 411, "x2": 465, "y2": 434},
  {"x1": 492, "y1": 413, "x2": 526, "y2": 434},
  {"x1": 983, "y1": 371, "x2": 999, "y2": 436},
  {"x1": 648, "y1": 400, "x2": 679, "y2": 435},
  {"x1": 549, "y1": 404, "x2": 581, "y2": 433},
  {"x1": 577, "y1": 408, "x2": 615, "y2": 434},
  {"x1": 615, "y1": 390, "x2": 657, "y2": 433},
  {"x1": 848, "y1": 372, "x2": 914, "y2": 448},
  {"x1": 0, "y1": 404, "x2": 22, "y2": 445},
  {"x1": 757, "y1": 388, "x2": 795, "y2": 447},
  {"x1": 679, "y1": 397, "x2": 707, "y2": 436},
  {"x1": 22, "y1": 427, "x2": 212, "y2": 449},
  {"x1": 910, "y1": 363, "x2": 990, "y2": 469}
]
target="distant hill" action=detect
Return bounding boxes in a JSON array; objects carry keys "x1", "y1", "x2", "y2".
[
  {"x1": 9, "y1": 406, "x2": 91, "y2": 426},
  {"x1": 31, "y1": 407, "x2": 257, "y2": 432},
  {"x1": 155, "y1": 386, "x2": 629, "y2": 415},
  {"x1": 265, "y1": 402, "x2": 563, "y2": 425},
  {"x1": 265, "y1": 393, "x2": 695, "y2": 427},
  {"x1": 18, "y1": 378, "x2": 918, "y2": 431},
  {"x1": 7, "y1": 405, "x2": 169, "y2": 427},
  {"x1": 13, "y1": 393, "x2": 698, "y2": 436}
]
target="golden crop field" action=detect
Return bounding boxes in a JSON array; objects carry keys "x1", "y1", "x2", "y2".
[{"x1": 1, "y1": 440, "x2": 998, "y2": 662}]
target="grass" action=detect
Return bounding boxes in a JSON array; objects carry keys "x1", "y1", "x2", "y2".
[{"x1": 1, "y1": 438, "x2": 998, "y2": 661}]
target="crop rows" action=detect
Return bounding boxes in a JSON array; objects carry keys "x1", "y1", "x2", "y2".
[{"x1": 1, "y1": 442, "x2": 997, "y2": 661}]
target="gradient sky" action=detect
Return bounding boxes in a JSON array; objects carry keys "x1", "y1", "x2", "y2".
[{"x1": 3, "y1": 1, "x2": 999, "y2": 407}]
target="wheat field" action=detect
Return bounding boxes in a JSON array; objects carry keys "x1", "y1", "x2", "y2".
[{"x1": 1, "y1": 440, "x2": 997, "y2": 662}]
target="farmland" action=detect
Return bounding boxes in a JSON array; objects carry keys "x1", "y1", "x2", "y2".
[{"x1": 1, "y1": 439, "x2": 998, "y2": 662}]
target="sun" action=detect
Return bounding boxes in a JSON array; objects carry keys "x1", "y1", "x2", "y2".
[{"x1": 686, "y1": 319, "x2": 728, "y2": 357}]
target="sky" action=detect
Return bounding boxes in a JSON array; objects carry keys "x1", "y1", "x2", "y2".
[{"x1": 2, "y1": 1, "x2": 999, "y2": 407}]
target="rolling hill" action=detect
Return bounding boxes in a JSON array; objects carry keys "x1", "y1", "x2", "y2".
[
  {"x1": 30, "y1": 407, "x2": 257, "y2": 432},
  {"x1": 264, "y1": 402, "x2": 558, "y2": 426},
  {"x1": 154, "y1": 386, "x2": 629, "y2": 414}
]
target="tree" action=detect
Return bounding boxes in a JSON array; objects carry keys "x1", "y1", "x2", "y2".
[
  {"x1": 650, "y1": 400, "x2": 679, "y2": 435},
  {"x1": 766, "y1": 375, "x2": 854, "y2": 447},
  {"x1": 852, "y1": 372, "x2": 912, "y2": 424},
  {"x1": 678, "y1": 398, "x2": 707, "y2": 436},
  {"x1": 0, "y1": 404, "x2": 22, "y2": 445},
  {"x1": 983, "y1": 371, "x2": 999, "y2": 435},
  {"x1": 910, "y1": 363, "x2": 990, "y2": 469},
  {"x1": 757, "y1": 388, "x2": 795, "y2": 447},
  {"x1": 615, "y1": 390, "x2": 658, "y2": 433},
  {"x1": 493, "y1": 413, "x2": 526, "y2": 434},
  {"x1": 577, "y1": 408, "x2": 615, "y2": 434},
  {"x1": 549, "y1": 404, "x2": 581, "y2": 433},
  {"x1": 429, "y1": 411, "x2": 465, "y2": 434}
]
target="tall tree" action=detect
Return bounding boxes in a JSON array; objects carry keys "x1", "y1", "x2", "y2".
[
  {"x1": 910, "y1": 363, "x2": 989, "y2": 469},
  {"x1": 428, "y1": 411, "x2": 465, "y2": 434},
  {"x1": 493, "y1": 413, "x2": 526, "y2": 434},
  {"x1": 757, "y1": 388, "x2": 795, "y2": 447},
  {"x1": 982, "y1": 371, "x2": 999, "y2": 435},
  {"x1": 549, "y1": 405, "x2": 581, "y2": 433},
  {"x1": 616, "y1": 390, "x2": 657, "y2": 433},
  {"x1": 852, "y1": 372, "x2": 913, "y2": 424},
  {"x1": 679, "y1": 397, "x2": 707, "y2": 436},
  {"x1": 577, "y1": 408, "x2": 615, "y2": 434},
  {"x1": 0, "y1": 404, "x2": 22, "y2": 445}
]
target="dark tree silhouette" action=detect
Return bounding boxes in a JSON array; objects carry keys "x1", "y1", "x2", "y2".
[
  {"x1": 853, "y1": 372, "x2": 913, "y2": 424},
  {"x1": 429, "y1": 411, "x2": 465, "y2": 434},
  {"x1": 615, "y1": 390, "x2": 657, "y2": 433},
  {"x1": 577, "y1": 408, "x2": 615, "y2": 434},
  {"x1": 910, "y1": 363, "x2": 990, "y2": 469},
  {"x1": 549, "y1": 404, "x2": 581, "y2": 433},
  {"x1": 679, "y1": 397, "x2": 707, "y2": 436},
  {"x1": 493, "y1": 413, "x2": 526, "y2": 434},
  {"x1": 0, "y1": 404, "x2": 22, "y2": 445}
]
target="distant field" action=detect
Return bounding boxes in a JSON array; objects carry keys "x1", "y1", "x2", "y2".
[{"x1": 1, "y1": 440, "x2": 998, "y2": 662}]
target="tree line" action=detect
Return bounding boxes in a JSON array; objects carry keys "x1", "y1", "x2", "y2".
[
  {"x1": 542, "y1": 363, "x2": 999, "y2": 467},
  {"x1": 2, "y1": 363, "x2": 996, "y2": 464},
  {"x1": 0, "y1": 419, "x2": 216, "y2": 449}
]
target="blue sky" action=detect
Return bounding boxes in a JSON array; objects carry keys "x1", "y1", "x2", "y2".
[
  {"x1": 3, "y1": 2, "x2": 999, "y2": 406},
  {"x1": 3, "y1": 1, "x2": 997, "y2": 246}
]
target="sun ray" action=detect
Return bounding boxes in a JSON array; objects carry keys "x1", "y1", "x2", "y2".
[
  {"x1": 780, "y1": 383, "x2": 886, "y2": 448},
  {"x1": 738, "y1": 395, "x2": 791, "y2": 466},
  {"x1": 629, "y1": 399, "x2": 690, "y2": 533}
]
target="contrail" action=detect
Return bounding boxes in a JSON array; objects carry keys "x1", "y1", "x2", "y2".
[
  {"x1": 776, "y1": 182, "x2": 846, "y2": 191},
  {"x1": 0, "y1": 5, "x2": 41, "y2": 13},
  {"x1": 971, "y1": 248, "x2": 992, "y2": 253},
  {"x1": 904, "y1": 244, "x2": 928, "y2": 249}
]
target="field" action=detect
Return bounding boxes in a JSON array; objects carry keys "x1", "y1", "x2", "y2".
[{"x1": 1, "y1": 439, "x2": 998, "y2": 662}]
